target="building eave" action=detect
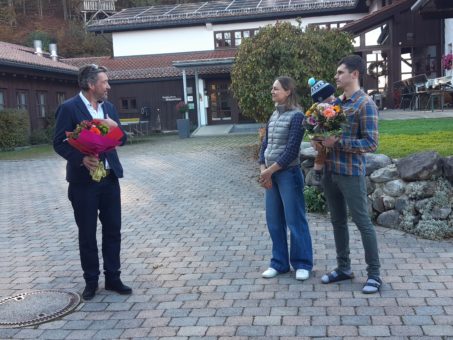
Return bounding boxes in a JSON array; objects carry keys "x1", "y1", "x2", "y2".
[
  {"x1": 342, "y1": 0, "x2": 415, "y2": 35},
  {"x1": 0, "y1": 59, "x2": 78, "y2": 77}
]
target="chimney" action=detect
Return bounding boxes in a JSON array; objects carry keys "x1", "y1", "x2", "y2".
[
  {"x1": 33, "y1": 40, "x2": 43, "y2": 56},
  {"x1": 49, "y1": 43, "x2": 58, "y2": 61}
]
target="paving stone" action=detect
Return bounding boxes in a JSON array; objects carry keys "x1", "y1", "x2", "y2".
[
  {"x1": 358, "y1": 325, "x2": 391, "y2": 336},
  {"x1": 236, "y1": 325, "x2": 266, "y2": 336},
  {"x1": 327, "y1": 326, "x2": 359, "y2": 337},
  {"x1": 422, "y1": 325, "x2": 453, "y2": 336},
  {"x1": 1, "y1": 135, "x2": 453, "y2": 340},
  {"x1": 390, "y1": 325, "x2": 423, "y2": 336}
]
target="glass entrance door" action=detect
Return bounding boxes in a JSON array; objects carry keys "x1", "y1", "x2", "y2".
[{"x1": 207, "y1": 81, "x2": 233, "y2": 124}]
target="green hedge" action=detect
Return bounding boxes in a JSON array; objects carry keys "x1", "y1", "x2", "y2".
[
  {"x1": 30, "y1": 114, "x2": 55, "y2": 145},
  {"x1": 0, "y1": 109, "x2": 30, "y2": 151}
]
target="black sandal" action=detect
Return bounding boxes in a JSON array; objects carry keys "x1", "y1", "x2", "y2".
[
  {"x1": 362, "y1": 276, "x2": 382, "y2": 294},
  {"x1": 321, "y1": 270, "x2": 354, "y2": 284}
]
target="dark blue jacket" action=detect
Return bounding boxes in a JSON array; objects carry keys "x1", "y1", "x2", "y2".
[{"x1": 53, "y1": 94, "x2": 127, "y2": 183}]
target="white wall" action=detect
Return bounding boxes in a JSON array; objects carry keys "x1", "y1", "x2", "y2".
[
  {"x1": 112, "y1": 14, "x2": 364, "y2": 56},
  {"x1": 445, "y1": 19, "x2": 453, "y2": 55}
]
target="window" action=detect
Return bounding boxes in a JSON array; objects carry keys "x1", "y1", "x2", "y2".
[
  {"x1": 309, "y1": 21, "x2": 351, "y2": 30},
  {"x1": 214, "y1": 29, "x2": 258, "y2": 49},
  {"x1": 36, "y1": 91, "x2": 47, "y2": 117},
  {"x1": 119, "y1": 97, "x2": 137, "y2": 112},
  {"x1": 57, "y1": 92, "x2": 66, "y2": 106},
  {"x1": 0, "y1": 89, "x2": 5, "y2": 111},
  {"x1": 16, "y1": 90, "x2": 28, "y2": 110}
]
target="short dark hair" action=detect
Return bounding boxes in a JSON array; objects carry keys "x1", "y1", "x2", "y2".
[
  {"x1": 338, "y1": 55, "x2": 366, "y2": 77},
  {"x1": 78, "y1": 64, "x2": 108, "y2": 91},
  {"x1": 275, "y1": 76, "x2": 299, "y2": 110}
]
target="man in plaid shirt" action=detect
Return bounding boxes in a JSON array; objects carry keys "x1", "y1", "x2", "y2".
[{"x1": 318, "y1": 55, "x2": 382, "y2": 294}]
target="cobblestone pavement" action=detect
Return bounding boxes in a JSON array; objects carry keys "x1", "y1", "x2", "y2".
[{"x1": 1, "y1": 134, "x2": 453, "y2": 339}]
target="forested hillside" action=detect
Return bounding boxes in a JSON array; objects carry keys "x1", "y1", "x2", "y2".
[{"x1": 0, "y1": 0, "x2": 206, "y2": 57}]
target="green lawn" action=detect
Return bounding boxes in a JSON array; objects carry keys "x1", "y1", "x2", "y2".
[
  {"x1": 0, "y1": 144, "x2": 54, "y2": 160},
  {"x1": 378, "y1": 118, "x2": 453, "y2": 158},
  {"x1": 1, "y1": 118, "x2": 453, "y2": 160}
]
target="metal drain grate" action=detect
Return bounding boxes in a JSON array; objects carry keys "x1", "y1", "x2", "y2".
[{"x1": 0, "y1": 290, "x2": 80, "y2": 328}]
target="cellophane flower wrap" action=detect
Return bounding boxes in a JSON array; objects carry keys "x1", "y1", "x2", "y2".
[
  {"x1": 303, "y1": 102, "x2": 346, "y2": 141},
  {"x1": 65, "y1": 120, "x2": 124, "y2": 182}
]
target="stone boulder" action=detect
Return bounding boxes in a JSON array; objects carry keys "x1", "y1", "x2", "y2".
[
  {"x1": 383, "y1": 179, "x2": 406, "y2": 197},
  {"x1": 305, "y1": 169, "x2": 322, "y2": 187},
  {"x1": 365, "y1": 153, "x2": 392, "y2": 175},
  {"x1": 366, "y1": 176, "x2": 375, "y2": 195},
  {"x1": 377, "y1": 210, "x2": 400, "y2": 227},
  {"x1": 395, "y1": 195, "x2": 410, "y2": 213},
  {"x1": 431, "y1": 207, "x2": 452, "y2": 220},
  {"x1": 382, "y1": 195, "x2": 396, "y2": 210},
  {"x1": 442, "y1": 156, "x2": 453, "y2": 183},
  {"x1": 370, "y1": 164, "x2": 399, "y2": 183},
  {"x1": 300, "y1": 146, "x2": 317, "y2": 160},
  {"x1": 371, "y1": 187, "x2": 385, "y2": 213},
  {"x1": 396, "y1": 151, "x2": 442, "y2": 181},
  {"x1": 405, "y1": 181, "x2": 436, "y2": 199},
  {"x1": 301, "y1": 159, "x2": 315, "y2": 169}
]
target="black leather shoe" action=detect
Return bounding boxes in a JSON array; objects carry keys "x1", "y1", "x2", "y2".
[
  {"x1": 82, "y1": 284, "x2": 98, "y2": 300},
  {"x1": 105, "y1": 279, "x2": 132, "y2": 295}
]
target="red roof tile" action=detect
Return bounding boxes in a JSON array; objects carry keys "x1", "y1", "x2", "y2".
[
  {"x1": 0, "y1": 41, "x2": 78, "y2": 74},
  {"x1": 62, "y1": 49, "x2": 237, "y2": 80}
]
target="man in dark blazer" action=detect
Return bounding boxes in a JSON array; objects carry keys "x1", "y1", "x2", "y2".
[{"x1": 54, "y1": 64, "x2": 131, "y2": 300}]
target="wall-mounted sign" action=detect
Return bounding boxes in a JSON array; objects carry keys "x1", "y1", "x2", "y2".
[
  {"x1": 187, "y1": 95, "x2": 193, "y2": 102},
  {"x1": 188, "y1": 103, "x2": 195, "y2": 110},
  {"x1": 162, "y1": 96, "x2": 182, "y2": 101}
]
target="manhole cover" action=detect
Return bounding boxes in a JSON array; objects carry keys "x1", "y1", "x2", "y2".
[{"x1": 0, "y1": 290, "x2": 80, "y2": 328}]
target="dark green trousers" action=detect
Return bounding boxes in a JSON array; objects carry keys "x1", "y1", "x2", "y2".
[{"x1": 322, "y1": 172, "x2": 381, "y2": 277}]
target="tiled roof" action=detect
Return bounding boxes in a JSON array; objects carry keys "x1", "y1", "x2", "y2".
[
  {"x1": 0, "y1": 41, "x2": 78, "y2": 75},
  {"x1": 88, "y1": 0, "x2": 360, "y2": 32},
  {"x1": 62, "y1": 49, "x2": 237, "y2": 81}
]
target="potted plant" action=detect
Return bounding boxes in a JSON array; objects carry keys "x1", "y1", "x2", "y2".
[
  {"x1": 175, "y1": 101, "x2": 190, "y2": 138},
  {"x1": 442, "y1": 53, "x2": 452, "y2": 77}
]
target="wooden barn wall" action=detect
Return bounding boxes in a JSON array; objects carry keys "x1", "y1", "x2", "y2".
[
  {"x1": 0, "y1": 67, "x2": 78, "y2": 131},
  {"x1": 109, "y1": 78, "x2": 197, "y2": 131}
]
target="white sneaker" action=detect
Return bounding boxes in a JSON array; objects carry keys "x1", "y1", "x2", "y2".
[
  {"x1": 296, "y1": 269, "x2": 310, "y2": 281},
  {"x1": 262, "y1": 268, "x2": 279, "y2": 278}
]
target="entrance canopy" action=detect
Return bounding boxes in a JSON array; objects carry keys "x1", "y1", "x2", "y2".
[{"x1": 173, "y1": 57, "x2": 235, "y2": 126}]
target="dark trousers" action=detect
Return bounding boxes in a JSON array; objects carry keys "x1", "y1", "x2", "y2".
[
  {"x1": 322, "y1": 172, "x2": 380, "y2": 277},
  {"x1": 68, "y1": 175, "x2": 122, "y2": 284}
]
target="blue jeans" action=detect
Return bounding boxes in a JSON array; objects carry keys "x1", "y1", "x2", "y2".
[
  {"x1": 265, "y1": 166, "x2": 313, "y2": 272},
  {"x1": 322, "y1": 172, "x2": 381, "y2": 277}
]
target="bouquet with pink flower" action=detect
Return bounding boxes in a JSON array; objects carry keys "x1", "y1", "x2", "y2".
[
  {"x1": 303, "y1": 102, "x2": 346, "y2": 140},
  {"x1": 303, "y1": 101, "x2": 346, "y2": 183},
  {"x1": 65, "y1": 120, "x2": 124, "y2": 182}
]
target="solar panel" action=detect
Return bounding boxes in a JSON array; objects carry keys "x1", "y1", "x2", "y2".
[
  {"x1": 140, "y1": 4, "x2": 178, "y2": 16},
  {"x1": 198, "y1": 1, "x2": 232, "y2": 13},
  {"x1": 258, "y1": 0, "x2": 291, "y2": 8},
  {"x1": 290, "y1": 0, "x2": 320, "y2": 5},
  {"x1": 167, "y1": 3, "x2": 207, "y2": 15},
  {"x1": 108, "y1": 7, "x2": 151, "y2": 19},
  {"x1": 228, "y1": 0, "x2": 261, "y2": 11},
  {"x1": 89, "y1": 0, "x2": 358, "y2": 28}
]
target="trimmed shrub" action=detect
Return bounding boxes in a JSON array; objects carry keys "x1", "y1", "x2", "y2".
[
  {"x1": 304, "y1": 186, "x2": 327, "y2": 213},
  {"x1": 0, "y1": 109, "x2": 30, "y2": 150},
  {"x1": 30, "y1": 114, "x2": 55, "y2": 145}
]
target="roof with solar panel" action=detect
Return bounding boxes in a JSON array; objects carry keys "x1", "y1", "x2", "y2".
[{"x1": 87, "y1": 0, "x2": 360, "y2": 32}]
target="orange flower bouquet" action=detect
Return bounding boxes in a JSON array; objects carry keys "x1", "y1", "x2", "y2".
[
  {"x1": 65, "y1": 120, "x2": 124, "y2": 182},
  {"x1": 303, "y1": 102, "x2": 346, "y2": 182}
]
